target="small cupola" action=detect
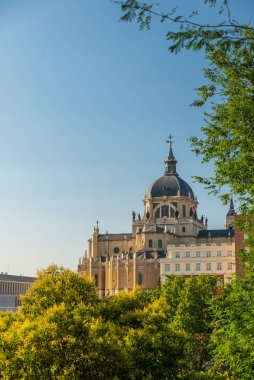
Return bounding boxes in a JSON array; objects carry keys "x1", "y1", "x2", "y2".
[{"x1": 164, "y1": 134, "x2": 178, "y2": 175}]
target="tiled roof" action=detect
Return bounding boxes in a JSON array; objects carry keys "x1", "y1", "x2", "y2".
[{"x1": 198, "y1": 229, "x2": 234, "y2": 238}]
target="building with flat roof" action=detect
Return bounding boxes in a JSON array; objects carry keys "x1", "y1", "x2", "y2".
[{"x1": 0, "y1": 274, "x2": 36, "y2": 312}]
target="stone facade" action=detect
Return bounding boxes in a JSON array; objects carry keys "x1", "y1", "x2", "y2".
[{"x1": 78, "y1": 137, "x2": 241, "y2": 294}]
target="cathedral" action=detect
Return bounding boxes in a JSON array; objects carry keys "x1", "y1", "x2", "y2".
[{"x1": 78, "y1": 137, "x2": 239, "y2": 295}]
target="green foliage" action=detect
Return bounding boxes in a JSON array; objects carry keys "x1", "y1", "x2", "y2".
[
  {"x1": 100, "y1": 287, "x2": 151, "y2": 323},
  {"x1": 235, "y1": 216, "x2": 254, "y2": 273},
  {"x1": 158, "y1": 274, "x2": 185, "y2": 314},
  {"x1": 116, "y1": 1, "x2": 254, "y2": 54},
  {"x1": 0, "y1": 305, "x2": 127, "y2": 379},
  {"x1": 2, "y1": 267, "x2": 254, "y2": 379},
  {"x1": 115, "y1": 1, "x2": 254, "y2": 213},
  {"x1": 190, "y1": 36, "x2": 254, "y2": 212},
  {"x1": 125, "y1": 322, "x2": 189, "y2": 380},
  {"x1": 156, "y1": 275, "x2": 217, "y2": 373},
  {"x1": 20, "y1": 264, "x2": 98, "y2": 317},
  {"x1": 0, "y1": 267, "x2": 220, "y2": 379},
  {"x1": 210, "y1": 271, "x2": 254, "y2": 380},
  {"x1": 172, "y1": 275, "x2": 217, "y2": 335}
]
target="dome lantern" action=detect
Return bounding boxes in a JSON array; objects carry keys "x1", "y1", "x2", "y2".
[
  {"x1": 164, "y1": 134, "x2": 178, "y2": 175},
  {"x1": 146, "y1": 136, "x2": 195, "y2": 200}
]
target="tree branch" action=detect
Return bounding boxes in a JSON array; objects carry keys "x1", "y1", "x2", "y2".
[{"x1": 114, "y1": 1, "x2": 254, "y2": 32}]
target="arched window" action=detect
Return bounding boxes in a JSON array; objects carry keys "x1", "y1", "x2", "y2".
[
  {"x1": 170, "y1": 207, "x2": 175, "y2": 218},
  {"x1": 155, "y1": 208, "x2": 160, "y2": 219},
  {"x1": 148, "y1": 239, "x2": 153, "y2": 248},
  {"x1": 158, "y1": 239, "x2": 162, "y2": 249},
  {"x1": 161, "y1": 205, "x2": 169, "y2": 217},
  {"x1": 94, "y1": 274, "x2": 98, "y2": 287}
]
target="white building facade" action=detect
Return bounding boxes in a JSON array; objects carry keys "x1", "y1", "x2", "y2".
[{"x1": 160, "y1": 241, "x2": 235, "y2": 287}]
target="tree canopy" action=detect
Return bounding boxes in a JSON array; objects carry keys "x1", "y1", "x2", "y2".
[
  {"x1": 0, "y1": 267, "x2": 221, "y2": 379},
  {"x1": 20, "y1": 264, "x2": 98, "y2": 317},
  {"x1": 1, "y1": 266, "x2": 254, "y2": 379},
  {"x1": 210, "y1": 270, "x2": 254, "y2": 380}
]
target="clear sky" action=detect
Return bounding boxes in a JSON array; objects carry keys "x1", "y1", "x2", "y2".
[{"x1": 0, "y1": 1, "x2": 253, "y2": 276}]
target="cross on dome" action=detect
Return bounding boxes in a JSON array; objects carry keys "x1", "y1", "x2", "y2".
[{"x1": 166, "y1": 134, "x2": 174, "y2": 149}]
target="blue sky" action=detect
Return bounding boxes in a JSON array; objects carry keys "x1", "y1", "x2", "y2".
[{"x1": 0, "y1": 0, "x2": 253, "y2": 276}]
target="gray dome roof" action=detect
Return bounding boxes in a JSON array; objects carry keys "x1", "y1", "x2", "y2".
[
  {"x1": 146, "y1": 136, "x2": 194, "y2": 199},
  {"x1": 146, "y1": 174, "x2": 194, "y2": 199}
]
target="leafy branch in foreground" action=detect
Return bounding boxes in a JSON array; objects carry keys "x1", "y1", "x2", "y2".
[
  {"x1": 114, "y1": 0, "x2": 254, "y2": 53},
  {"x1": 115, "y1": 0, "x2": 254, "y2": 212}
]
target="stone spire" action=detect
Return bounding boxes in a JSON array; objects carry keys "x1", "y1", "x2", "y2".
[
  {"x1": 227, "y1": 198, "x2": 237, "y2": 216},
  {"x1": 225, "y1": 198, "x2": 237, "y2": 229},
  {"x1": 164, "y1": 134, "x2": 178, "y2": 175}
]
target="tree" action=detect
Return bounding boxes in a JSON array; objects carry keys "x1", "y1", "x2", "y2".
[
  {"x1": 189, "y1": 35, "x2": 254, "y2": 213},
  {"x1": 20, "y1": 264, "x2": 98, "y2": 317},
  {"x1": 99, "y1": 286, "x2": 153, "y2": 328},
  {"x1": 157, "y1": 275, "x2": 217, "y2": 374},
  {"x1": 122, "y1": 275, "x2": 218, "y2": 380},
  {"x1": 0, "y1": 267, "x2": 224, "y2": 379},
  {"x1": 115, "y1": 1, "x2": 254, "y2": 53},
  {"x1": 210, "y1": 271, "x2": 254, "y2": 380},
  {"x1": 115, "y1": 0, "x2": 254, "y2": 213},
  {"x1": 171, "y1": 275, "x2": 217, "y2": 335},
  {"x1": 0, "y1": 266, "x2": 129, "y2": 379},
  {"x1": 0, "y1": 305, "x2": 128, "y2": 379},
  {"x1": 157, "y1": 274, "x2": 185, "y2": 315},
  {"x1": 125, "y1": 320, "x2": 191, "y2": 380}
]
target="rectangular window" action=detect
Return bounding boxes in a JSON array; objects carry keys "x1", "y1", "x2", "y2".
[
  {"x1": 196, "y1": 263, "x2": 201, "y2": 271},
  {"x1": 217, "y1": 263, "x2": 222, "y2": 270},
  {"x1": 186, "y1": 252, "x2": 191, "y2": 258},
  {"x1": 217, "y1": 278, "x2": 223, "y2": 289},
  {"x1": 195, "y1": 251, "x2": 201, "y2": 258},
  {"x1": 138, "y1": 272, "x2": 143, "y2": 285},
  {"x1": 228, "y1": 263, "x2": 233, "y2": 270},
  {"x1": 175, "y1": 264, "x2": 180, "y2": 272},
  {"x1": 206, "y1": 263, "x2": 211, "y2": 271},
  {"x1": 175, "y1": 252, "x2": 180, "y2": 258},
  {"x1": 217, "y1": 251, "x2": 222, "y2": 257},
  {"x1": 206, "y1": 251, "x2": 211, "y2": 258},
  {"x1": 182, "y1": 205, "x2": 186, "y2": 217},
  {"x1": 228, "y1": 251, "x2": 233, "y2": 257},
  {"x1": 165, "y1": 264, "x2": 170, "y2": 272},
  {"x1": 185, "y1": 263, "x2": 190, "y2": 271},
  {"x1": 182, "y1": 227, "x2": 186, "y2": 233}
]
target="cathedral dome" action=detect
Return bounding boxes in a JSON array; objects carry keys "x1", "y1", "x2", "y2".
[
  {"x1": 146, "y1": 136, "x2": 194, "y2": 200},
  {"x1": 146, "y1": 174, "x2": 194, "y2": 199}
]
